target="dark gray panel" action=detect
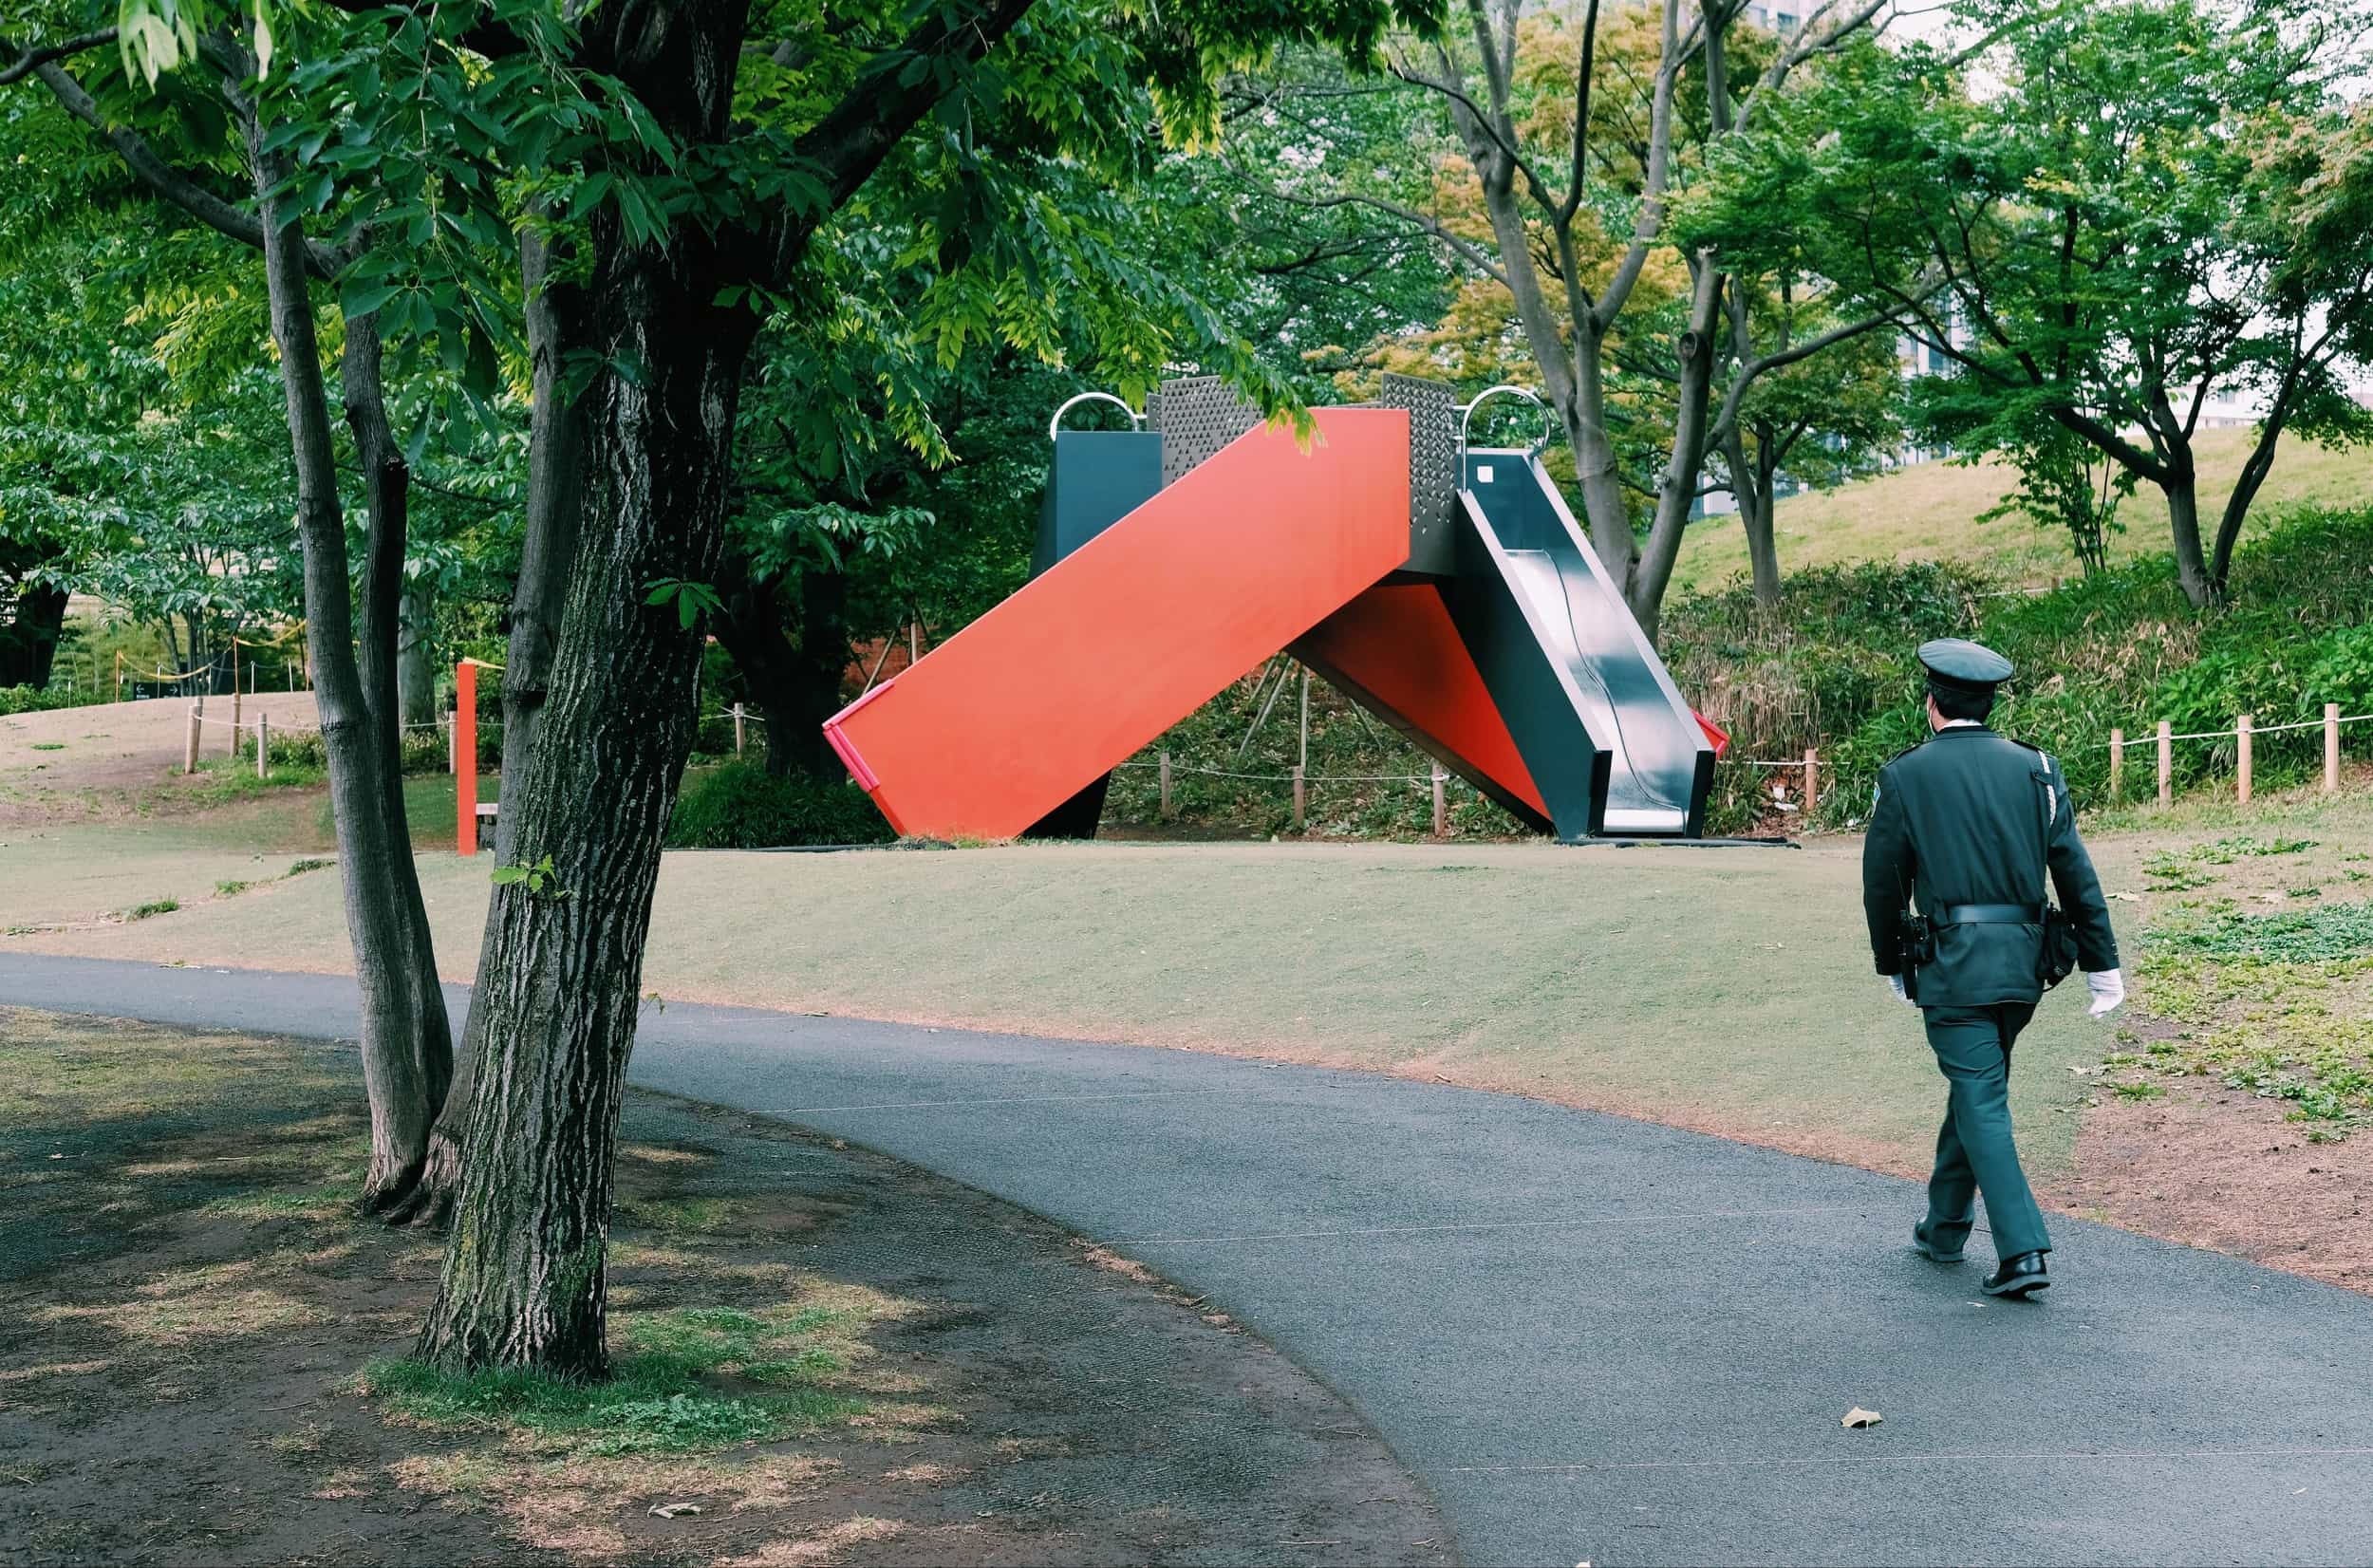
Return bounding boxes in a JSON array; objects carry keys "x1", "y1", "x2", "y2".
[
  {"x1": 1153, "y1": 376, "x2": 1259, "y2": 488},
  {"x1": 1382, "y1": 373, "x2": 1459, "y2": 575}
]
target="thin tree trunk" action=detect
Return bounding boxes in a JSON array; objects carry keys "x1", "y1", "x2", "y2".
[
  {"x1": 2209, "y1": 411, "x2": 2286, "y2": 596},
  {"x1": 247, "y1": 124, "x2": 453, "y2": 1214},
  {"x1": 418, "y1": 228, "x2": 759, "y2": 1374},
  {"x1": 1628, "y1": 260, "x2": 1725, "y2": 644},
  {"x1": 1725, "y1": 423, "x2": 1781, "y2": 607}
]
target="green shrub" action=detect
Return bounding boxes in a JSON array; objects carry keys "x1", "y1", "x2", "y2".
[
  {"x1": 666, "y1": 761, "x2": 893, "y2": 849},
  {"x1": 0, "y1": 684, "x2": 66, "y2": 717}
]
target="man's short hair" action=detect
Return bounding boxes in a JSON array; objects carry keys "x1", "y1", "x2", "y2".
[{"x1": 1930, "y1": 682, "x2": 1995, "y2": 723}]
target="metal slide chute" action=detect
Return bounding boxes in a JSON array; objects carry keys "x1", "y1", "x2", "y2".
[{"x1": 1452, "y1": 450, "x2": 1715, "y2": 839}]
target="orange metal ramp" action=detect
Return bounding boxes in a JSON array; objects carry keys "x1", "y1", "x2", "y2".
[
  {"x1": 825, "y1": 409, "x2": 1411, "y2": 840},
  {"x1": 1291, "y1": 582, "x2": 1552, "y2": 832}
]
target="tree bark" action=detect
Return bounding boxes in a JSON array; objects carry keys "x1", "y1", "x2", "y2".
[
  {"x1": 396, "y1": 580, "x2": 436, "y2": 727},
  {"x1": 419, "y1": 0, "x2": 760, "y2": 1363},
  {"x1": 714, "y1": 562, "x2": 847, "y2": 779},
  {"x1": 1724, "y1": 423, "x2": 1782, "y2": 607},
  {"x1": 246, "y1": 123, "x2": 454, "y2": 1215},
  {"x1": 1627, "y1": 258, "x2": 1726, "y2": 643},
  {"x1": 2163, "y1": 461, "x2": 2212, "y2": 609},
  {"x1": 2209, "y1": 411, "x2": 2287, "y2": 596},
  {"x1": 0, "y1": 579, "x2": 67, "y2": 687}
]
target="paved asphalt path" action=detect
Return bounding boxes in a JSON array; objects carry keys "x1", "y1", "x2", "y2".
[{"x1": 9, "y1": 953, "x2": 2373, "y2": 1566}]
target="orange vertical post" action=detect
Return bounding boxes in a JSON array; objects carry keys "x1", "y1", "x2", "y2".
[{"x1": 456, "y1": 660, "x2": 478, "y2": 856}]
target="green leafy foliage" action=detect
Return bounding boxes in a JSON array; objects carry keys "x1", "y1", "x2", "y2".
[{"x1": 665, "y1": 761, "x2": 894, "y2": 849}]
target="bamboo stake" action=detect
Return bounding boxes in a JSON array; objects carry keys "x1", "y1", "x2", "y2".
[
  {"x1": 2236, "y1": 714, "x2": 2252, "y2": 805},
  {"x1": 2158, "y1": 720, "x2": 2172, "y2": 806}
]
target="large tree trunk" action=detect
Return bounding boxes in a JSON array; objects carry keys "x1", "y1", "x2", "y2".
[
  {"x1": 715, "y1": 563, "x2": 848, "y2": 779},
  {"x1": 2164, "y1": 461, "x2": 2213, "y2": 609},
  {"x1": 396, "y1": 581, "x2": 436, "y2": 727},
  {"x1": 383, "y1": 228, "x2": 595, "y2": 1231},
  {"x1": 418, "y1": 199, "x2": 759, "y2": 1372},
  {"x1": 1562, "y1": 337, "x2": 1637, "y2": 591},
  {"x1": 247, "y1": 125, "x2": 454, "y2": 1215},
  {"x1": 0, "y1": 579, "x2": 67, "y2": 688}
]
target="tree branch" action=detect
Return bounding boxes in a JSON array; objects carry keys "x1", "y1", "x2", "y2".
[{"x1": 0, "y1": 28, "x2": 114, "y2": 84}]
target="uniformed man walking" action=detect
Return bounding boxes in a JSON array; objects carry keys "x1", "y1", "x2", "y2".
[{"x1": 1862, "y1": 640, "x2": 2123, "y2": 1298}]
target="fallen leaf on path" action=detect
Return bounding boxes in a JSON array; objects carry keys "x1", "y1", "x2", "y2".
[
  {"x1": 647, "y1": 1502, "x2": 701, "y2": 1519},
  {"x1": 1841, "y1": 1407, "x2": 1882, "y2": 1428}
]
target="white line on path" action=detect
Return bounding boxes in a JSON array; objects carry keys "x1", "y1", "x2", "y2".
[
  {"x1": 1442, "y1": 1446, "x2": 2373, "y2": 1474},
  {"x1": 773, "y1": 1088, "x2": 1247, "y2": 1114},
  {"x1": 1112, "y1": 1204, "x2": 1873, "y2": 1247}
]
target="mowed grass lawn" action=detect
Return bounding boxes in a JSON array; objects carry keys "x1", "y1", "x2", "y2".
[
  {"x1": 1669, "y1": 425, "x2": 2371, "y2": 593},
  {"x1": 11, "y1": 787, "x2": 2364, "y2": 1185}
]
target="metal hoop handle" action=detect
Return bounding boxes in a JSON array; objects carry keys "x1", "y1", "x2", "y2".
[
  {"x1": 1457, "y1": 384, "x2": 1553, "y2": 453},
  {"x1": 1046, "y1": 391, "x2": 1144, "y2": 441}
]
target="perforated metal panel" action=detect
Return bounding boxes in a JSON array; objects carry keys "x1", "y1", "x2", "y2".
[
  {"x1": 1382, "y1": 373, "x2": 1460, "y2": 575},
  {"x1": 1153, "y1": 377, "x2": 1260, "y2": 488}
]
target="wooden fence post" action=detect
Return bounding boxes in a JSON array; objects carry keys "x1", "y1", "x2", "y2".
[
  {"x1": 184, "y1": 700, "x2": 201, "y2": 775},
  {"x1": 732, "y1": 702, "x2": 745, "y2": 756},
  {"x1": 2157, "y1": 720, "x2": 2172, "y2": 806},
  {"x1": 255, "y1": 713, "x2": 269, "y2": 780},
  {"x1": 230, "y1": 687, "x2": 242, "y2": 758},
  {"x1": 1291, "y1": 765, "x2": 1305, "y2": 831},
  {"x1": 2109, "y1": 728, "x2": 2123, "y2": 802},
  {"x1": 446, "y1": 710, "x2": 457, "y2": 775},
  {"x1": 2236, "y1": 715, "x2": 2253, "y2": 805},
  {"x1": 1803, "y1": 748, "x2": 1820, "y2": 819},
  {"x1": 1431, "y1": 762, "x2": 1448, "y2": 837},
  {"x1": 2328, "y1": 703, "x2": 2343, "y2": 793},
  {"x1": 1158, "y1": 751, "x2": 1173, "y2": 820}
]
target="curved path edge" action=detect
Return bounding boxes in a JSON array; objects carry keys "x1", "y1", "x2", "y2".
[{"x1": 7, "y1": 953, "x2": 2373, "y2": 1567}]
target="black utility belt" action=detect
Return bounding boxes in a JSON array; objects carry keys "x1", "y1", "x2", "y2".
[{"x1": 1935, "y1": 904, "x2": 2045, "y2": 924}]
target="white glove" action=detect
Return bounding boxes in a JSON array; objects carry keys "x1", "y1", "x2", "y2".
[
  {"x1": 2085, "y1": 969, "x2": 2125, "y2": 1017},
  {"x1": 1886, "y1": 974, "x2": 1916, "y2": 1009}
]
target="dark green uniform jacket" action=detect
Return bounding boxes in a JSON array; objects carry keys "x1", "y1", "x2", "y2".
[{"x1": 1861, "y1": 725, "x2": 2121, "y2": 1008}]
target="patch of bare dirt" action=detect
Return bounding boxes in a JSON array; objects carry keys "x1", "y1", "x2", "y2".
[
  {"x1": 0, "y1": 695, "x2": 322, "y2": 827},
  {"x1": 2063, "y1": 1076, "x2": 2373, "y2": 1296},
  {"x1": 1, "y1": 1012, "x2": 1449, "y2": 1568}
]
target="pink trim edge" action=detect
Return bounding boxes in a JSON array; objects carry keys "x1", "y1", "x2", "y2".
[{"x1": 822, "y1": 679, "x2": 893, "y2": 793}]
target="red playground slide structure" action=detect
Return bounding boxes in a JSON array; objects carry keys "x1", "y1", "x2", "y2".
[{"x1": 825, "y1": 375, "x2": 1721, "y2": 842}]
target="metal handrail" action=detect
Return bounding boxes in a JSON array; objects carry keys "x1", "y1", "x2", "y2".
[
  {"x1": 1046, "y1": 391, "x2": 1143, "y2": 441},
  {"x1": 1457, "y1": 384, "x2": 1554, "y2": 454}
]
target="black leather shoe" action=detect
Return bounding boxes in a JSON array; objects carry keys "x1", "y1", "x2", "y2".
[
  {"x1": 1913, "y1": 1220, "x2": 1966, "y2": 1263},
  {"x1": 1982, "y1": 1251, "x2": 2050, "y2": 1297}
]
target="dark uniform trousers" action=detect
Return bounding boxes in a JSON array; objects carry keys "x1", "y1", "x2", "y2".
[
  {"x1": 1864, "y1": 723, "x2": 2120, "y2": 1263},
  {"x1": 1922, "y1": 1002, "x2": 2048, "y2": 1260}
]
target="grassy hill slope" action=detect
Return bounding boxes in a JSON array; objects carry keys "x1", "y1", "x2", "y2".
[{"x1": 1671, "y1": 426, "x2": 2372, "y2": 594}]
